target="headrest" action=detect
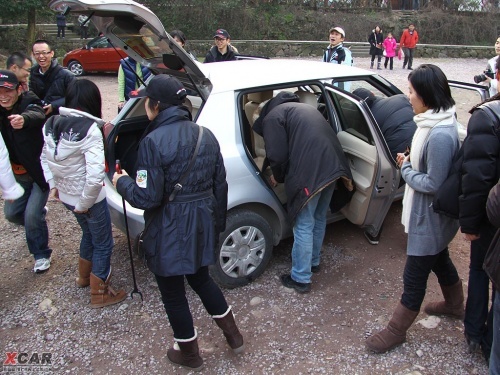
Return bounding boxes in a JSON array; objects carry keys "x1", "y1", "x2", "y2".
[{"x1": 247, "y1": 91, "x2": 273, "y2": 103}]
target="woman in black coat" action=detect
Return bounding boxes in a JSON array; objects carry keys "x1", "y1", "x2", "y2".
[
  {"x1": 368, "y1": 26, "x2": 384, "y2": 70},
  {"x1": 113, "y1": 75, "x2": 244, "y2": 371}
]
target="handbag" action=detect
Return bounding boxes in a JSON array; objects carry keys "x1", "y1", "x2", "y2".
[
  {"x1": 398, "y1": 48, "x2": 403, "y2": 60},
  {"x1": 383, "y1": 49, "x2": 387, "y2": 57}
]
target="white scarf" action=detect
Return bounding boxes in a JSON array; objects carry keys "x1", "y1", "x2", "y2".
[{"x1": 401, "y1": 107, "x2": 456, "y2": 232}]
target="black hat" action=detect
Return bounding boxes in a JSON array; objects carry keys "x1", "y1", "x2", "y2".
[
  {"x1": 213, "y1": 29, "x2": 230, "y2": 39},
  {"x1": 130, "y1": 75, "x2": 187, "y2": 105},
  {"x1": 0, "y1": 70, "x2": 19, "y2": 90}
]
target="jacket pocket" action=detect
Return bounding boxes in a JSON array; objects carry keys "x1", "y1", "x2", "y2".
[{"x1": 140, "y1": 218, "x2": 160, "y2": 260}]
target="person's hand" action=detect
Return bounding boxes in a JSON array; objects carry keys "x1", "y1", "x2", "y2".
[
  {"x1": 269, "y1": 174, "x2": 278, "y2": 187},
  {"x1": 43, "y1": 104, "x2": 53, "y2": 116},
  {"x1": 8, "y1": 114, "x2": 25, "y2": 129},
  {"x1": 396, "y1": 152, "x2": 409, "y2": 168},
  {"x1": 118, "y1": 101, "x2": 125, "y2": 109},
  {"x1": 112, "y1": 169, "x2": 128, "y2": 187},
  {"x1": 74, "y1": 209, "x2": 88, "y2": 214},
  {"x1": 49, "y1": 187, "x2": 59, "y2": 200},
  {"x1": 464, "y1": 233, "x2": 480, "y2": 242}
]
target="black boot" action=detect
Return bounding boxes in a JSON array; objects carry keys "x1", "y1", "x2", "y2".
[
  {"x1": 213, "y1": 306, "x2": 245, "y2": 354},
  {"x1": 167, "y1": 332, "x2": 204, "y2": 372}
]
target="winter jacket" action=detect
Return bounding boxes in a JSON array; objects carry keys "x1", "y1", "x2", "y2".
[
  {"x1": 485, "y1": 181, "x2": 500, "y2": 290},
  {"x1": 204, "y1": 45, "x2": 238, "y2": 63},
  {"x1": 252, "y1": 92, "x2": 354, "y2": 222},
  {"x1": 118, "y1": 58, "x2": 151, "y2": 102},
  {"x1": 41, "y1": 110, "x2": 107, "y2": 212},
  {"x1": 400, "y1": 29, "x2": 419, "y2": 49},
  {"x1": 487, "y1": 55, "x2": 499, "y2": 97},
  {"x1": 323, "y1": 43, "x2": 352, "y2": 66},
  {"x1": 383, "y1": 37, "x2": 398, "y2": 58},
  {"x1": 30, "y1": 59, "x2": 75, "y2": 115},
  {"x1": 368, "y1": 31, "x2": 384, "y2": 56},
  {"x1": 0, "y1": 133, "x2": 24, "y2": 200},
  {"x1": 0, "y1": 91, "x2": 47, "y2": 190},
  {"x1": 56, "y1": 14, "x2": 66, "y2": 27},
  {"x1": 459, "y1": 101, "x2": 500, "y2": 235},
  {"x1": 401, "y1": 121, "x2": 461, "y2": 256},
  {"x1": 116, "y1": 106, "x2": 227, "y2": 277}
]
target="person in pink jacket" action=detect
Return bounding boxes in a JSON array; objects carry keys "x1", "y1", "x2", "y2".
[{"x1": 383, "y1": 32, "x2": 398, "y2": 70}]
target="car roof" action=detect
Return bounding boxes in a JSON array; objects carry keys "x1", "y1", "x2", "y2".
[{"x1": 198, "y1": 59, "x2": 374, "y2": 93}]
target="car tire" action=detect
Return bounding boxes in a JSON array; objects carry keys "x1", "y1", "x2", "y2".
[
  {"x1": 67, "y1": 61, "x2": 84, "y2": 76},
  {"x1": 210, "y1": 209, "x2": 274, "y2": 288}
]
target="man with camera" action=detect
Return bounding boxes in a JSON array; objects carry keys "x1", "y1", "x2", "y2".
[{"x1": 475, "y1": 36, "x2": 500, "y2": 97}]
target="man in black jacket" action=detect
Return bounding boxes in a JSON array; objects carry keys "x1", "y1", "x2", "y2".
[
  {"x1": 204, "y1": 29, "x2": 238, "y2": 63},
  {"x1": 253, "y1": 92, "x2": 353, "y2": 293},
  {"x1": 30, "y1": 40, "x2": 75, "y2": 117},
  {"x1": 0, "y1": 70, "x2": 52, "y2": 273}
]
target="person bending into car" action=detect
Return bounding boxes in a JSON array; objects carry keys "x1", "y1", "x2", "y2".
[
  {"x1": 365, "y1": 64, "x2": 463, "y2": 353},
  {"x1": 112, "y1": 75, "x2": 244, "y2": 371},
  {"x1": 252, "y1": 91, "x2": 354, "y2": 294},
  {"x1": 40, "y1": 79, "x2": 126, "y2": 308}
]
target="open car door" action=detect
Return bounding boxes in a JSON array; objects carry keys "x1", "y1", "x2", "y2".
[
  {"x1": 48, "y1": 0, "x2": 211, "y2": 99},
  {"x1": 448, "y1": 80, "x2": 490, "y2": 129},
  {"x1": 324, "y1": 85, "x2": 400, "y2": 238}
]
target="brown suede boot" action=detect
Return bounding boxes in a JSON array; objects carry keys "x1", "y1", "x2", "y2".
[
  {"x1": 366, "y1": 302, "x2": 419, "y2": 353},
  {"x1": 76, "y1": 258, "x2": 91, "y2": 288},
  {"x1": 167, "y1": 333, "x2": 204, "y2": 372},
  {"x1": 424, "y1": 280, "x2": 464, "y2": 319},
  {"x1": 213, "y1": 306, "x2": 245, "y2": 354},
  {"x1": 89, "y1": 270, "x2": 126, "y2": 308}
]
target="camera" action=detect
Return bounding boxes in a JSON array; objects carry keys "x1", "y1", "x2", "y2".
[{"x1": 473, "y1": 69, "x2": 495, "y2": 84}]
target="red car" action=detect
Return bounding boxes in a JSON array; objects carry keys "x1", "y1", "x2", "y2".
[{"x1": 63, "y1": 36, "x2": 125, "y2": 76}]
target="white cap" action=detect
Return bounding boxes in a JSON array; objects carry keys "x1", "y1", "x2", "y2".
[{"x1": 330, "y1": 27, "x2": 345, "y2": 38}]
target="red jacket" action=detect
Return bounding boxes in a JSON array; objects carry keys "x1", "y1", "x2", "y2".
[{"x1": 400, "y1": 29, "x2": 419, "y2": 49}]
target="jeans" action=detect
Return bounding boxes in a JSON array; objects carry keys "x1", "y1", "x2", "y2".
[
  {"x1": 402, "y1": 48, "x2": 414, "y2": 69},
  {"x1": 491, "y1": 289, "x2": 500, "y2": 375},
  {"x1": 401, "y1": 247, "x2": 459, "y2": 311},
  {"x1": 4, "y1": 175, "x2": 51, "y2": 260},
  {"x1": 63, "y1": 199, "x2": 113, "y2": 280},
  {"x1": 465, "y1": 224, "x2": 496, "y2": 353},
  {"x1": 155, "y1": 266, "x2": 228, "y2": 340},
  {"x1": 291, "y1": 183, "x2": 335, "y2": 284}
]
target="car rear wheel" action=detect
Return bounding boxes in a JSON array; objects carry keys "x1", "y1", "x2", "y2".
[
  {"x1": 67, "y1": 61, "x2": 84, "y2": 76},
  {"x1": 211, "y1": 209, "x2": 273, "y2": 288}
]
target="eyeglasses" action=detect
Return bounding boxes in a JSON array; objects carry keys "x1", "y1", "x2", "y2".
[
  {"x1": 33, "y1": 51, "x2": 52, "y2": 57},
  {"x1": 214, "y1": 37, "x2": 227, "y2": 42},
  {"x1": 18, "y1": 66, "x2": 31, "y2": 73}
]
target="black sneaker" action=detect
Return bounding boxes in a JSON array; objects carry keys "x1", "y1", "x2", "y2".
[
  {"x1": 280, "y1": 274, "x2": 311, "y2": 294},
  {"x1": 311, "y1": 265, "x2": 321, "y2": 274},
  {"x1": 364, "y1": 231, "x2": 380, "y2": 245}
]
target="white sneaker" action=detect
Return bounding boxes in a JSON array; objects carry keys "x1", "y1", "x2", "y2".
[{"x1": 34, "y1": 258, "x2": 51, "y2": 273}]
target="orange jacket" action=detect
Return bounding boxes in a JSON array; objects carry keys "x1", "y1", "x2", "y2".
[{"x1": 400, "y1": 29, "x2": 419, "y2": 49}]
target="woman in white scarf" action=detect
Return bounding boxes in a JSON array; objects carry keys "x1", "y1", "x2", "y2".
[{"x1": 366, "y1": 64, "x2": 462, "y2": 353}]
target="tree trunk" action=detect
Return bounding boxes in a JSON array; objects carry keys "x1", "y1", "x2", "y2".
[{"x1": 26, "y1": 7, "x2": 36, "y2": 54}]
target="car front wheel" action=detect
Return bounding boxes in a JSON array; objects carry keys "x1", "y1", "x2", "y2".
[
  {"x1": 67, "y1": 61, "x2": 84, "y2": 76},
  {"x1": 211, "y1": 209, "x2": 274, "y2": 288}
]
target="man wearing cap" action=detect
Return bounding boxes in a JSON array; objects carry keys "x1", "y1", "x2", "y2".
[
  {"x1": 6, "y1": 52, "x2": 32, "y2": 93},
  {"x1": 204, "y1": 29, "x2": 239, "y2": 63},
  {"x1": 112, "y1": 75, "x2": 243, "y2": 371},
  {"x1": 323, "y1": 27, "x2": 352, "y2": 66},
  {"x1": 0, "y1": 69, "x2": 52, "y2": 273}
]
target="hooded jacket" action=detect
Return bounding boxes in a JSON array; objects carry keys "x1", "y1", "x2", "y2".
[
  {"x1": 116, "y1": 106, "x2": 228, "y2": 277},
  {"x1": 204, "y1": 45, "x2": 238, "y2": 63},
  {"x1": 253, "y1": 92, "x2": 354, "y2": 222},
  {"x1": 0, "y1": 133, "x2": 24, "y2": 200},
  {"x1": 41, "y1": 109, "x2": 106, "y2": 211},
  {"x1": 0, "y1": 90, "x2": 47, "y2": 190},
  {"x1": 30, "y1": 59, "x2": 75, "y2": 115}
]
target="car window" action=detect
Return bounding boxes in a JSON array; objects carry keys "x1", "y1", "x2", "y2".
[{"x1": 90, "y1": 37, "x2": 111, "y2": 49}]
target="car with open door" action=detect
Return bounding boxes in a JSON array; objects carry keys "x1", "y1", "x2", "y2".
[{"x1": 49, "y1": 0, "x2": 490, "y2": 288}]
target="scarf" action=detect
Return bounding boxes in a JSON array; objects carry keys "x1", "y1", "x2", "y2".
[{"x1": 401, "y1": 107, "x2": 456, "y2": 232}]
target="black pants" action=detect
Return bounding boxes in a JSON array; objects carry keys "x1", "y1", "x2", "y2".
[
  {"x1": 371, "y1": 54, "x2": 382, "y2": 63},
  {"x1": 384, "y1": 57, "x2": 394, "y2": 69},
  {"x1": 401, "y1": 247, "x2": 460, "y2": 311},
  {"x1": 57, "y1": 26, "x2": 65, "y2": 38},
  {"x1": 155, "y1": 266, "x2": 228, "y2": 340}
]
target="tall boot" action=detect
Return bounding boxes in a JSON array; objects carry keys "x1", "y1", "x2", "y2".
[
  {"x1": 76, "y1": 258, "x2": 91, "y2": 288},
  {"x1": 370, "y1": 61, "x2": 374, "y2": 69},
  {"x1": 424, "y1": 280, "x2": 464, "y2": 319},
  {"x1": 365, "y1": 302, "x2": 419, "y2": 353},
  {"x1": 167, "y1": 332, "x2": 204, "y2": 372},
  {"x1": 377, "y1": 62, "x2": 382, "y2": 70},
  {"x1": 212, "y1": 306, "x2": 245, "y2": 354},
  {"x1": 89, "y1": 269, "x2": 126, "y2": 308}
]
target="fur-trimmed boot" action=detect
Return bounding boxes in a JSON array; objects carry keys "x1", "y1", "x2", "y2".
[
  {"x1": 167, "y1": 332, "x2": 204, "y2": 372},
  {"x1": 424, "y1": 280, "x2": 464, "y2": 319},
  {"x1": 365, "y1": 302, "x2": 419, "y2": 353},
  {"x1": 377, "y1": 62, "x2": 382, "y2": 70},
  {"x1": 89, "y1": 269, "x2": 126, "y2": 308},
  {"x1": 76, "y1": 258, "x2": 91, "y2": 288},
  {"x1": 213, "y1": 306, "x2": 245, "y2": 354},
  {"x1": 370, "y1": 61, "x2": 374, "y2": 69}
]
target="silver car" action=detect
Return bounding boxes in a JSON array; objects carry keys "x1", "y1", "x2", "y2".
[{"x1": 50, "y1": 0, "x2": 489, "y2": 288}]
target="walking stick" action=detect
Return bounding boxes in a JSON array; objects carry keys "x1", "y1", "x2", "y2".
[{"x1": 115, "y1": 160, "x2": 143, "y2": 301}]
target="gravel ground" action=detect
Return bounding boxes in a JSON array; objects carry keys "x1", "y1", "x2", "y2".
[{"x1": 0, "y1": 57, "x2": 493, "y2": 375}]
